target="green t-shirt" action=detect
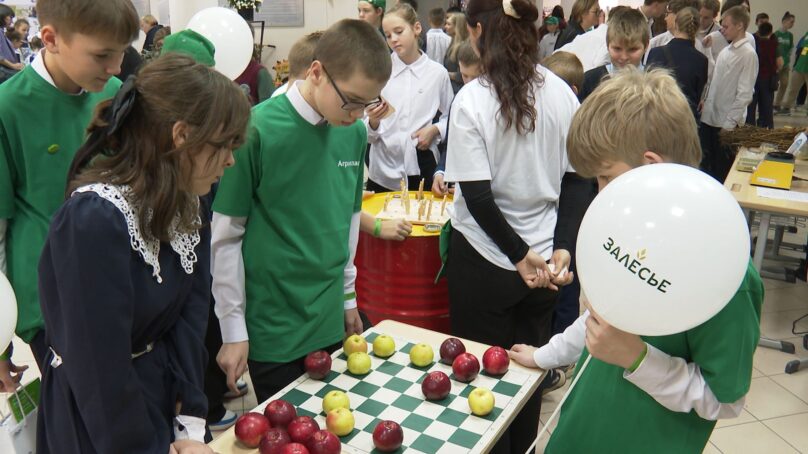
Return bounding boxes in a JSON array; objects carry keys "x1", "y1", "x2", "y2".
[
  {"x1": 775, "y1": 30, "x2": 794, "y2": 67},
  {"x1": 213, "y1": 94, "x2": 366, "y2": 363},
  {"x1": 0, "y1": 66, "x2": 120, "y2": 343},
  {"x1": 546, "y1": 260, "x2": 763, "y2": 454}
]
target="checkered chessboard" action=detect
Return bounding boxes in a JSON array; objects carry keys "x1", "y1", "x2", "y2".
[{"x1": 258, "y1": 329, "x2": 537, "y2": 454}]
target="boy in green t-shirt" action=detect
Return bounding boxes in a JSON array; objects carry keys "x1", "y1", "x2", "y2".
[
  {"x1": 211, "y1": 19, "x2": 393, "y2": 403},
  {"x1": 0, "y1": 0, "x2": 137, "y2": 392},
  {"x1": 509, "y1": 68, "x2": 763, "y2": 453},
  {"x1": 774, "y1": 11, "x2": 796, "y2": 111}
]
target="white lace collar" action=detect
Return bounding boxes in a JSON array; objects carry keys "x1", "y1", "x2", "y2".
[{"x1": 73, "y1": 183, "x2": 201, "y2": 283}]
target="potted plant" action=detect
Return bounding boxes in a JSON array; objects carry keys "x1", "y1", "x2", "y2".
[{"x1": 230, "y1": 0, "x2": 262, "y2": 21}]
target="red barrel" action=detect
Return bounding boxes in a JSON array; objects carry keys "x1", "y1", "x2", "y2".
[{"x1": 355, "y1": 193, "x2": 450, "y2": 334}]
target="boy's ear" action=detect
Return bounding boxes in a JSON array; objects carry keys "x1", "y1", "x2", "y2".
[
  {"x1": 642, "y1": 151, "x2": 665, "y2": 165},
  {"x1": 571, "y1": 84, "x2": 579, "y2": 95},
  {"x1": 308, "y1": 60, "x2": 325, "y2": 86},
  {"x1": 40, "y1": 25, "x2": 59, "y2": 54}
]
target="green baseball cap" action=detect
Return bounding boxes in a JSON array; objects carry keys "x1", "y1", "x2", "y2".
[
  {"x1": 360, "y1": 0, "x2": 386, "y2": 9},
  {"x1": 161, "y1": 29, "x2": 216, "y2": 67},
  {"x1": 545, "y1": 16, "x2": 559, "y2": 25}
]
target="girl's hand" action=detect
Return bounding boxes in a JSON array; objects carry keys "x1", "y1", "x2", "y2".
[
  {"x1": 366, "y1": 101, "x2": 392, "y2": 130},
  {"x1": 412, "y1": 125, "x2": 439, "y2": 150}
]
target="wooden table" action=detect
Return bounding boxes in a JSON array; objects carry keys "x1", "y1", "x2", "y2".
[{"x1": 209, "y1": 320, "x2": 545, "y2": 453}]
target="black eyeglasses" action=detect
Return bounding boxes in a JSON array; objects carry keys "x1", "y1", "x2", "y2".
[{"x1": 320, "y1": 63, "x2": 382, "y2": 112}]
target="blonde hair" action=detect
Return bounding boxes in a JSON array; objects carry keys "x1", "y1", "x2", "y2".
[
  {"x1": 387, "y1": 3, "x2": 419, "y2": 27},
  {"x1": 542, "y1": 51, "x2": 584, "y2": 91},
  {"x1": 446, "y1": 12, "x2": 469, "y2": 62},
  {"x1": 606, "y1": 7, "x2": 650, "y2": 48},
  {"x1": 722, "y1": 5, "x2": 750, "y2": 30},
  {"x1": 570, "y1": 0, "x2": 598, "y2": 24},
  {"x1": 675, "y1": 7, "x2": 700, "y2": 40},
  {"x1": 141, "y1": 14, "x2": 158, "y2": 26},
  {"x1": 567, "y1": 68, "x2": 701, "y2": 177}
]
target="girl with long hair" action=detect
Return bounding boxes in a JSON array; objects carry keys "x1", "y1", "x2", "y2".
[{"x1": 444, "y1": 11, "x2": 469, "y2": 93}]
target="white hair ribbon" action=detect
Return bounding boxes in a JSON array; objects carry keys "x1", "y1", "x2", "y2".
[{"x1": 502, "y1": 0, "x2": 521, "y2": 19}]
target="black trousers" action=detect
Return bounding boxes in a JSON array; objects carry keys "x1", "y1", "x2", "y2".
[
  {"x1": 699, "y1": 123, "x2": 732, "y2": 182},
  {"x1": 747, "y1": 77, "x2": 775, "y2": 129},
  {"x1": 447, "y1": 230, "x2": 558, "y2": 454}
]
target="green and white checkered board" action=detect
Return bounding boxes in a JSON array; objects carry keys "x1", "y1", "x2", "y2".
[{"x1": 260, "y1": 329, "x2": 538, "y2": 454}]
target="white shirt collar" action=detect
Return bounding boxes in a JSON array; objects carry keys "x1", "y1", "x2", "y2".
[
  {"x1": 391, "y1": 51, "x2": 428, "y2": 79},
  {"x1": 732, "y1": 37, "x2": 750, "y2": 48},
  {"x1": 286, "y1": 80, "x2": 324, "y2": 126},
  {"x1": 31, "y1": 50, "x2": 85, "y2": 95}
]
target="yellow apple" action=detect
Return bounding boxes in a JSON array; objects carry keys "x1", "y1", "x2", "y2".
[
  {"x1": 343, "y1": 334, "x2": 368, "y2": 356},
  {"x1": 372, "y1": 334, "x2": 396, "y2": 358},
  {"x1": 322, "y1": 390, "x2": 351, "y2": 413},
  {"x1": 326, "y1": 407, "x2": 355, "y2": 437},
  {"x1": 409, "y1": 343, "x2": 434, "y2": 367},
  {"x1": 347, "y1": 352, "x2": 372, "y2": 375},
  {"x1": 468, "y1": 387, "x2": 495, "y2": 416}
]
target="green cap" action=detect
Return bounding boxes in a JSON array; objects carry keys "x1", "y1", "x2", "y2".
[
  {"x1": 161, "y1": 29, "x2": 216, "y2": 67},
  {"x1": 360, "y1": 0, "x2": 386, "y2": 9},
  {"x1": 545, "y1": 16, "x2": 559, "y2": 25}
]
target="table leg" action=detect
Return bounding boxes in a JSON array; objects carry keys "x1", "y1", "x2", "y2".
[{"x1": 753, "y1": 213, "x2": 771, "y2": 271}]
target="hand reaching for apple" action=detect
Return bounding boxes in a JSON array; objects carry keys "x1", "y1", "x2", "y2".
[
  {"x1": 583, "y1": 301, "x2": 646, "y2": 370},
  {"x1": 344, "y1": 307, "x2": 363, "y2": 337},
  {"x1": 216, "y1": 341, "x2": 249, "y2": 395},
  {"x1": 508, "y1": 344, "x2": 539, "y2": 369}
]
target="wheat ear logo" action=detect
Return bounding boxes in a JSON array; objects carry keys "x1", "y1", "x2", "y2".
[{"x1": 603, "y1": 238, "x2": 671, "y2": 294}]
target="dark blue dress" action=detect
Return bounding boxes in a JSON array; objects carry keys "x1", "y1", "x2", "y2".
[{"x1": 36, "y1": 185, "x2": 210, "y2": 454}]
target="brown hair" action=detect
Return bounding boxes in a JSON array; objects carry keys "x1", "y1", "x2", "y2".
[
  {"x1": 289, "y1": 31, "x2": 322, "y2": 80},
  {"x1": 429, "y1": 7, "x2": 446, "y2": 27},
  {"x1": 720, "y1": 0, "x2": 749, "y2": 15},
  {"x1": 315, "y1": 19, "x2": 391, "y2": 83},
  {"x1": 722, "y1": 5, "x2": 750, "y2": 30},
  {"x1": 570, "y1": 0, "x2": 599, "y2": 24},
  {"x1": 446, "y1": 12, "x2": 469, "y2": 62},
  {"x1": 67, "y1": 54, "x2": 251, "y2": 241},
  {"x1": 13, "y1": 18, "x2": 29, "y2": 29},
  {"x1": 567, "y1": 68, "x2": 701, "y2": 177},
  {"x1": 675, "y1": 7, "x2": 700, "y2": 40},
  {"x1": 5, "y1": 30, "x2": 21, "y2": 42},
  {"x1": 38, "y1": 0, "x2": 139, "y2": 45},
  {"x1": 387, "y1": 3, "x2": 420, "y2": 30},
  {"x1": 153, "y1": 26, "x2": 171, "y2": 52},
  {"x1": 29, "y1": 36, "x2": 42, "y2": 50},
  {"x1": 457, "y1": 41, "x2": 480, "y2": 67},
  {"x1": 466, "y1": 0, "x2": 542, "y2": 134},
  {"x1": 667, "y1": 0, "x2": 701, "y2": 14},
  {"x1": 606, "y1": 7, "x2": 650, "y2": 47},
  {"x1": 702, "y1": 0, "x2": 720, "y2": 15},
  {"x1": 542, "y1": 51, "x2": 584, "y2": 92}
]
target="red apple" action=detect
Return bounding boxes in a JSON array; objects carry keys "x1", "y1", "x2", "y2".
[
  {"x1": 421, "y1": 370, "x2": 451, "y2": 400},
  {"x1": 264, "y1": 399, "x2": 297, "y2": 429},
  {"x1": 304, "y1": 350, "x2": 332, "y2": 380},
  {"x1": 372, "y1": 420, "x2": 404, "y2": 452},
  {"x1": 482, "y1": 346, "x2": 510, "y2": 375},
  {"x1": 259, "y1": 428, "x2": 292, "y2": 454},
  {"x1": 287, "y1": 416, "x2": 320, "y2": 444},
  {"x1": 234, "y1": 412, "x2": 271, "y2": 448},
  {"x1": 439, "y1": 337, "x2": 466, "y2": 365},
  {"x1": 452, "y1": 352, "x2": 480, "y2": 383},
  {"x1": 281, "y1": 443, "x2": 310, "y2": 454},
  {"x1": 305, "y1": 430, "x2": 341, "y2": 454}
]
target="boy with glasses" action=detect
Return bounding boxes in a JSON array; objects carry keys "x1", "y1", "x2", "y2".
[{"x1": 211, "y1": 19, "x2": 393, "y2": 403}]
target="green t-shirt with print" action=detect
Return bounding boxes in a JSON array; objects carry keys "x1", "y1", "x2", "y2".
[
  {"x1": 213, "y1": 94, "x2": 366, "y2": 363},
  {"x1": 546, "y1": 260, "x2": 763, "y2": 454},
  {"x1": 775, "y1": 30, "x2": 794, "y2": 67},
  {"x1": 0, "y1": 66, "x2": 120, "y2": 343}
]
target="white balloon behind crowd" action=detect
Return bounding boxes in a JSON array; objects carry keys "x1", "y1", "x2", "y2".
[{"x1": 187, "y1": 7, "x2": 253, "y2": 80}]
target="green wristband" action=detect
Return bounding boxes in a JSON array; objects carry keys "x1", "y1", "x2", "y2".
[
  {"x1": 627, "y1": 344, "x2": 648, "y2": 373},
  {"x1": 373, "y1": 218, "x2": 382, "y2": 237}
]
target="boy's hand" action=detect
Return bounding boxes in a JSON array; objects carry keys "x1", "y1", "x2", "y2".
[
  {"x1": 431, "y1": 174, "x2": 454, "y2": 197},
  {"x1": 380, "y1": 219, "x2": 412, "y2": 241},
  {"x1": 216, "y1": 341, "x2": 248, "y2": 395},
  {"x1": 508, "y1": 344, "x2": 539, "y2": 368},
  {"x1": 0, "y1": 359, "x2": 27, "y2": 393},
  {"x1": 366, "y1": 101, "x2": 392, "y2": 131},
  {"x1": 412, "y1": 125, "x2": 439, "y2": 150},
  {"x1": 171, "y1": 440, "x2": 215, "y2": 454},
  {"x1": 344, "y1": 307, "x2": 363, "y2": 336},
  {"x1": 549, "y1": 249, "x2": 574, "y2": 287},
  {"x1": 583, "y1": 302, "x2": 645, "y2": 370},
  {"x1": 515, "y1": 249, "x2": 557, "y2": 290}
]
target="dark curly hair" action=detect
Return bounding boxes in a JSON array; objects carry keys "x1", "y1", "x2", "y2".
[{"x1": 466, "y1": 0, "x2": 541, "y2": 134}]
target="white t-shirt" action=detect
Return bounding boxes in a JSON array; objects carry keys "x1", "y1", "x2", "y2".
[{"x1": 445, "y1": 67, "x2": 580, "y2": 270}]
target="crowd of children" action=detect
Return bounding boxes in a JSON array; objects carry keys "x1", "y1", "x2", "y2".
[{"x1": 0, "y1": 0, "x2": 787, "y2": 453}]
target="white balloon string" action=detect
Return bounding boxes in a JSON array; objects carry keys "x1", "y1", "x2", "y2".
[{"x1": 525, "y1": 353, "x2": 592, "y2": 454}]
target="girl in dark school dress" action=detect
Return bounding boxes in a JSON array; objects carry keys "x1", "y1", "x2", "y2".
[{"x1": 36, "y1": 54, "x2": 251, "y2": 454}]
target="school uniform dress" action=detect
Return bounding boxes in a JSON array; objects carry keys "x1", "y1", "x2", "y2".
[
  {"x1": 37, "y1": 184, "x2": 211, "y2": 453},
  {"x1": 426, "y1": 28, "x2": 452, "y2": 65},
  {"x1": 647, "y1": 38, "x2": 708, "y2": 120},
  {"x1": 645, "y1": 31, "x2": 714, "y2": 81},
  {"x1": 700, "y1": 37, "x2": 758, "y2": 180},
  {"x1": 366, "y1": 52, "x2": 453, "y2": 191},
  {"x1": 541, "y1": 261, "x2": 763, "y2": 453},
  {"x1": 212, "y1": 82, "x2": 364, "y2": 403},
  {"x1": 0, "y1": 52, "x2": 120, "y2": 364},
  {"x1": 444, "y1": 67, "x2": 580, "y2": 454}
]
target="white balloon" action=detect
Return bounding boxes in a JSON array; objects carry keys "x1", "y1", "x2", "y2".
[
  {"x1": 576, "y1": 164, "x2": 750, "y2": 336},
  {"x1": 0, "y1": 272, "x2": 17, "y2": 352},
  {"x1": 186, "y1": 7, "x2": 254, "y2": 80}
]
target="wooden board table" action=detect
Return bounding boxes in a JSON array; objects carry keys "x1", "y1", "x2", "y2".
[{"x1": 209, "y1": 320, "x2": 545, "y2": 453}]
